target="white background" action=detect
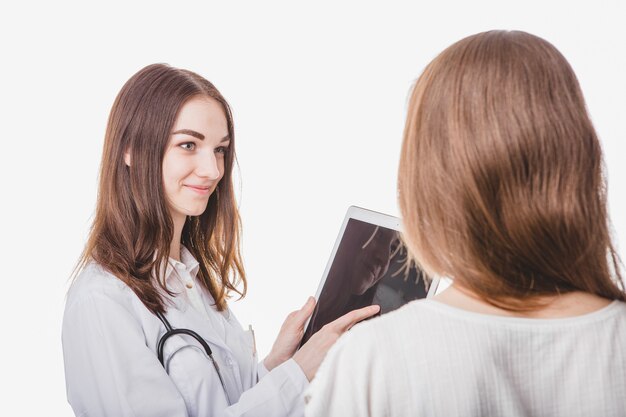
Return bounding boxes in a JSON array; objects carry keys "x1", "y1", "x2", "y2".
[{"x1": 1, "y1": 1, "x2": 624, "y2": 415}]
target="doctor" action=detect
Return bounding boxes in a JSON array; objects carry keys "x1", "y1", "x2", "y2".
[{"x1": 62, "y1": 63, "x2": 379, "y2": 417}]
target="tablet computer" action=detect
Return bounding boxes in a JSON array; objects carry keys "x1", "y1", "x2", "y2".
[{"x1": 300, "y1": 206, "x2": 439, "y2": 346}]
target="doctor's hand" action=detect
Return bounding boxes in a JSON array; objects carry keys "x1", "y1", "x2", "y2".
[
  {"x1": 293, "y1": 304, "x2": 380, "y2": 381},
  {"x1": 263, "y1": 296, "x2": 317, "y2": 371}
]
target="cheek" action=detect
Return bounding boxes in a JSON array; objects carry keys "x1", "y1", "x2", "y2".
[
  {"x1": 218, "y1": 158, "x2": 227, "y2": 180},
  {"x1": 163, "y1": 154, "x2": 191, "y2": 183}
]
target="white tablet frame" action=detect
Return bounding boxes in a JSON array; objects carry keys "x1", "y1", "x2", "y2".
[{"x1": 305, "y1": 205, "x2": 440, "y2": 331}]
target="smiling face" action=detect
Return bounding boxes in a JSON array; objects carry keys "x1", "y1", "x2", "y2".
[{"x1": 162, "y1": 95, "x2": 231, "y2": 226}]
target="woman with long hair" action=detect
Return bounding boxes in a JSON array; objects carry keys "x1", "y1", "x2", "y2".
[
  {"x1": 62, "y1": 64, "x2": 379, "y2": 417},
  {"x1": 305, "y1": 30, "x2": 626, "y2": 416}
]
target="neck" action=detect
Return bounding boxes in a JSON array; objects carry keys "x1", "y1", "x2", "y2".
[
  {"x1": 434, "y1": 282, "x2": 611, "y2": 318},
  {"x1": 170, "y1": 214, "x2": 186, "y2": 262}
]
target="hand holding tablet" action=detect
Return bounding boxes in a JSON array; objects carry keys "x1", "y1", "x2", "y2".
[
  {"x1": 293, "y1": 302, "x2": 380, "y2": 381},
  {"x1": 300, "y1": 206, "x2": 440, "y2": 346}
]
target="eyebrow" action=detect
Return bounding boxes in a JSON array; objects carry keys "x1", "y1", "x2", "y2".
[{"x1": 171, "y1": 129, "x2": 230, "y2": 143}]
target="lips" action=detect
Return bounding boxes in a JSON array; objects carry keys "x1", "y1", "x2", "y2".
[{"x1": 184, "y1": 184, "x2": 211, "y2": 195}]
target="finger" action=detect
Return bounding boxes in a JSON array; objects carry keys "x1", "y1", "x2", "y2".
[
  {"x1": 293, "y1": 296, "x2": 316, "y2": 324},
  {"x1": 331, "y1": 304, "x2": 380, "y2": 332}
]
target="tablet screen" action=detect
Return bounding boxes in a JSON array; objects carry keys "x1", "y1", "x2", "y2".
[{"x1": 301, "y1": 217, "x2": 430, "y2": 346}]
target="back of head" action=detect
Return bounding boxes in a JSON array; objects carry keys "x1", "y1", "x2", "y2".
[{"x1": 398, "y1": 30, "x2": 624, "y2": 310}]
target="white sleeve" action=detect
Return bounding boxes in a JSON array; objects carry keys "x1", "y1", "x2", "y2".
[
  {"x1": 257, "y1": 359, "x2": 270, "y2": 379},
  {"x1": 62, "y1": 293, "x2": 189, "y2": 417},
  {"x1": 303, "y1": 327, "x2": 390, "y2": 417},
  {"x1": 63, "y1": 292, "x2": 309, "y2": 417},
  {"x1": 225, "y1": 359, "x2": 308, "y2": 417}
]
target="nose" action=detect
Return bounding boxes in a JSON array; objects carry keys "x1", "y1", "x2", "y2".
[{"x1": 196, "y1": 151, "x2": 221, "y2": 180}]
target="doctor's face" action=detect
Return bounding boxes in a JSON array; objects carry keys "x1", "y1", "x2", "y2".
[{"x1": 162, "y1": 95, "x2": 230, "y2": 225}]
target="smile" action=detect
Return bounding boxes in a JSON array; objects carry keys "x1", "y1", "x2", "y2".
[{"x1": 184, "y1": 185, "x2": 211, "y2": 195}]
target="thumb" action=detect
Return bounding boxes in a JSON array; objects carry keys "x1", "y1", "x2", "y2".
[{"x1": 294, "y1": 296, "x2": 316, "y2": 325}]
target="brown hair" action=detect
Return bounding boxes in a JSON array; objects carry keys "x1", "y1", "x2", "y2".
[
  {"x1": 398, "y1": 30, "x2": 624, "y2": 310},
  {"x1": 76, "y1": 63, "x2": 246, "y2": 313}
]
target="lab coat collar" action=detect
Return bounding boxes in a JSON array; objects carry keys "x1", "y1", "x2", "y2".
[
  {"x1": 159, "y1": 246, "x2": 200, "y2": 311},
  {"x1": 158, "y1": 246, "x2": 233, "y2": 353},
  {"x1": 163, "y1": 246, "x2": 200, "y2": 285}
]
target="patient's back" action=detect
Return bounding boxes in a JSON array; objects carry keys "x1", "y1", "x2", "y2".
[{"x1": 305, "y1": 298, "x2": 626, "y2": 416}]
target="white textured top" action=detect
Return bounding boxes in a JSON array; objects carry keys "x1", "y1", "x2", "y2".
[{"x1": 305, "y1": 298, "x2": 626, "y2": 417}]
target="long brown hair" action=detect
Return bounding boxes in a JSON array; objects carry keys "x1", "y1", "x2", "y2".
[
  {"x1": 76, "y1": 63, "x2": 246, "y2": 313},
  {"x1": 398, "y1": 30, "x2": 624, "y2": 310}
]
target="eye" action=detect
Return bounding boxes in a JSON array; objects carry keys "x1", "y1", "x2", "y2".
[
  {"x1": 179, "y1": 142, "x2": 196, "y2": 151},
  {"x1": 215, "y1": 146, "x2": 229, "y2": 155}
]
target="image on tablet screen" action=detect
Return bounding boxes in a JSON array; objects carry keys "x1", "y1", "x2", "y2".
[{"x1": 301, "y1": 218, "x2": 430, "y2": 345}]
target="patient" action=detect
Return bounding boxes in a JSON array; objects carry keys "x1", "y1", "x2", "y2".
[{"x1": 305, "y1": 30, "x2": 626, "y2": 417}]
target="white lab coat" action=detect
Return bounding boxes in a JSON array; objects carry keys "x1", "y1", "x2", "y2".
[{"x1": 62, "y1": 250, "x2": 308, "y2": 417}]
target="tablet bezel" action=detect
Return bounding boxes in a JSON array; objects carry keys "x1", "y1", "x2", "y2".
[{"x1": 303, "y1": 205, "x2": 440, "y2": 334}]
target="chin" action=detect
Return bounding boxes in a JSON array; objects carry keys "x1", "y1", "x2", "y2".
[
  {"x1": 189, "y1": 207, "x2": 209, "y2": 217},
  {"x1": 181, "y1": 202, "x2": 210, "y2": 217}
]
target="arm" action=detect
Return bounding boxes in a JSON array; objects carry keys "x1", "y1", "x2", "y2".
[
  {"x1": 226, "y1": 299, "x2": 381, "y2": 417},
  {"x1": 62, "y1": 290, "x2": 377, "y2": 417},
  {"x1": 62, "y1": 293, "x2": 188, "y2": 417},
  {"x1": 225, "y1": 359, "x2": 308, "y2": 417},
  {"x1": 63, "y1": 292, "x2": 307, "y2": 417}
]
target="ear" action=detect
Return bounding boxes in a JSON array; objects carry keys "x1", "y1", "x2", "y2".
[{"x1": 124, "y1": 150, "x2": 131, "y2": 167}]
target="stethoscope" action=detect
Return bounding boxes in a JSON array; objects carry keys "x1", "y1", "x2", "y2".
[{"x1": 155, "y1": 310, "x2": 231, "y2": 404}]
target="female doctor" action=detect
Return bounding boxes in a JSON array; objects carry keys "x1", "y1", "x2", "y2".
[{"x1": 61, "y1": 63, "x2": 379, "y2": 417}]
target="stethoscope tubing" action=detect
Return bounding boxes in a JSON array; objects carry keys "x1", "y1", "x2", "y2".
[{"x1": 155, "y1": 311, "x2": 230, "y2": 404}]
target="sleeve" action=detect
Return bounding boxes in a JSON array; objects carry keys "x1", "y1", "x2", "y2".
[
  {"x1": 224, "y1": 359, "x2": 309, "y2": 417},
  {"x1": 62, "y1": 293, "x2": 189, "y2": 417},
  {"x1": 257, "y1": 359, "x2": 270, "y2": 379},
  {"x1": 303, "y1": 327, "x2": 390, "y2": 417},
  {"x1": 63, "y1": 291, "x2": 309, "y2": 417}
]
